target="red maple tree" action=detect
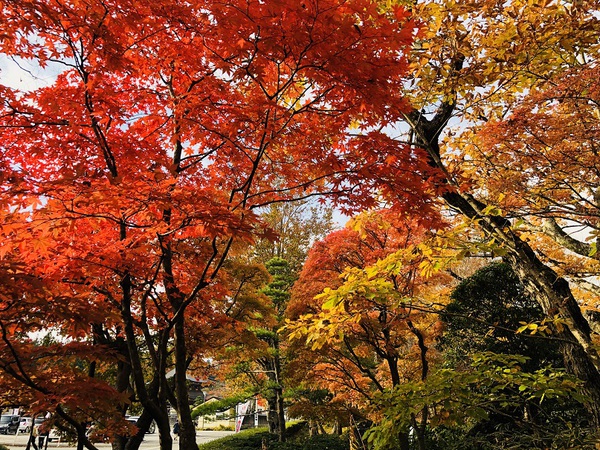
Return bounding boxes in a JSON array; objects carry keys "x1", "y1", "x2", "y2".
[{"x1": 0, "y1": 1, "x2": 424, "y2": 449}]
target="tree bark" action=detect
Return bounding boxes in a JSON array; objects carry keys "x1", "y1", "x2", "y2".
[
  {"x1": 273, "y1": 342, "x2": 286, "y2": 442},
  {"x1": 408, "y1": 104, "x2": 600, "y2": 428},
  {"x1": 174, "y1": 317, "x2": 198, "y2": 450},
  {"x1": 398, "y1": 431, "x2": 410, "y2": 450},
  {"x1": 266, "y1": 394, "x2": 277, "y2": 434},
  {"x1": 275, "y1": 384, "x2": 285, "y2": 442},
  {"x1": 264, "y1": 363, "x2": 285, "y2": 441},
  {"x1": 260, "y1": 336, "x2": 286, "y2": 441}
]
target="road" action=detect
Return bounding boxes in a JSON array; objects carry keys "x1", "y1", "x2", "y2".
[{"x1": 0, "y1": 431, "x2": 234, "y2": 450}]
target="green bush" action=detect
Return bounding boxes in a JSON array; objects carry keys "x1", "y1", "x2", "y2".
[
  {"x1": 198, "y1": 428, "x2": 272, "y2": 450},
  {"x1": 284, "y1": 421, "x2": 309, "y2": 438},
  {"x1": 198, "y1": 427, "x2": 349, "y2": 450},
  {"x1": 0, "y1": 445, "x2": 8, "y2": 450}
]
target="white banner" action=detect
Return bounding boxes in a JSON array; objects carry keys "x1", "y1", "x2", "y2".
[{"x1": 235, "y1": 400, "x2": 251, "y2": 433}]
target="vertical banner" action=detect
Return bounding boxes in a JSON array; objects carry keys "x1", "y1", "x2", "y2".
[{"x1": 235, "y1": 400, "x2": 251, "y2": 433}]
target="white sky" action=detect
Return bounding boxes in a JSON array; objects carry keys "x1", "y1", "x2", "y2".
[{"x1": 0, "y1": 55, "x2": 64, "y2": 91}]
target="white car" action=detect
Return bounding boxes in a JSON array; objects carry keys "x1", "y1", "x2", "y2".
[
  {"x1": 17, "y1": 417, "x2": 32, "y2": 434},
  {"x1": 18, "y1": 417, "x2": 45, "y2": 434},
  {"x1": 126, "y1": 416, "x2": 156, "y2": 434}
]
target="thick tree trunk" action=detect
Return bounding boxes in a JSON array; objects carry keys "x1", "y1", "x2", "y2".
[
  {"x1": 504, "y1": 245, "x2": 600, "y2": 427},
  {"x1": 408, "y1": 105, "x2": 600, "y2": 428},
  {"x1": 157, "y1": 419, "x2": 174, "y2": 450},
  {"x1": 120, "y1": 273, "x2": 174, "y2": 450},
  {"x1": 398, "y1": 431, "x2": 410, "y2": 450},
  {"x1": 439, "y1": 174, "x2": 600, "y2": 429},
  {"x1": 111, "y1": 337, "x2": 133, "y2": 450},
  {"x1": 174, "y1": 317, "x2": 198, "y2": 450}
]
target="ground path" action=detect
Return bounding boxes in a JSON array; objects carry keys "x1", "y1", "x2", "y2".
[{"x1": 0, "y1": 430, "x2": 234, "y2": 450}]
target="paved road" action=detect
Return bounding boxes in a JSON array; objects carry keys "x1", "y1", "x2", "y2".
[{"x1": 0, "y1": 431, "x2": 233, "y2": 449}]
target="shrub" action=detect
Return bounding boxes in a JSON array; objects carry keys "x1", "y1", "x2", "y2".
[
  {"x1": 198, "y1": 428, "x2": 272, "y2": 450},
  {"x1": 284, "y1": 421, "x2": 309, "y2": 438},
  {"x1": 198, "y1": 427, "x2": 349, "y2": 450}
]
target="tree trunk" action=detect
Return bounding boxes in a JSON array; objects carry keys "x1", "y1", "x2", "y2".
[
  {"x1": 157, "y1": 419, "x2": 174, "y2": 450},
  {"x1": 266, "y1": 395, "x2": 278, "y2": 434},
  {"x1": 409, "y1": 104, "x2": 600, "y2": 428},
  {"x1": 174, "y1": 317, "x2": 198, "y2": 450},
  {"x1": 124, "y1": 411, "x2": 171, "y2": 450},
  {"x1": 273, "y1": 344, "x2": 286, "y2": 442},
  {"x1": 412, "y1": 410, "x2": 428, "y2": 450},
  {"x1": 398, "y1": 431, "x2": 410, "y2": 450},
  {"x1": 275, "y1": 386, "x2": 285, "y2": 442},
  {"x1": 505, "y1": 248, "x2": 600, "y2": 427},
  {"x1": 262, "y1": 339, "x2": 286, "y2": 441},
  {"x1": 265, "y1": 378, "x2": 285, "y2": 441},
  {"x1": 119, "y1": 275, "x2": 173, "y2": 450},
  {"x1": 26, "y1": 427, "x2": 34, "y2": 450},
  {"x1": 111, "y1": 337, "x2": 133, "y2": 450},
  {"x1": 309, "y1": 419, "x2": 318, "y2": 436}
]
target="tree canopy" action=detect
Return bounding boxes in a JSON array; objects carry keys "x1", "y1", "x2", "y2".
[
  {"x1": 2, "y1": 0, "x2": 600, "y2": 449},
  {"x1": 0, "y1": 1, "x2": 419, "y2": 449}
]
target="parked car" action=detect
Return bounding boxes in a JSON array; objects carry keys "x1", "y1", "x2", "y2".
[
  {"x1": 126, "y1": 416, "x2": 156, "y2": 434},
  {"x1": 18, "y1": 417, "x2": 32, "y2": 433},
  {"x1": 0, "y1": 415, "x2": 20, "y2": 434},
  {"x1": 18, "y1": 416, "x2": 45, "y2": 434}
]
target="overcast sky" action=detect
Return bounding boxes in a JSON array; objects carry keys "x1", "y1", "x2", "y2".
[{"x1": 0, "y1": 55, "x2": 63, "y2": 91}]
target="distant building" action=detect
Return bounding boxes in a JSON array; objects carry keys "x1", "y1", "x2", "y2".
[{"x1": 165, "y1": 370, "x2": 207, "y2": 404}]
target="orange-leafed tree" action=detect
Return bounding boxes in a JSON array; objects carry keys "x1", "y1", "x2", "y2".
[
  {"x1": 287, "y1": 211, "x2": 450, "y2": 450},
  {"x1": 0, "y1": 1, "x2": 423, "y2": 449},
  {"x1": 0, "y1": 239, "x2": 133, "y2": 448},
  {"x1": 472, "y1": 64, "x2": 600, "y2": 302}
]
